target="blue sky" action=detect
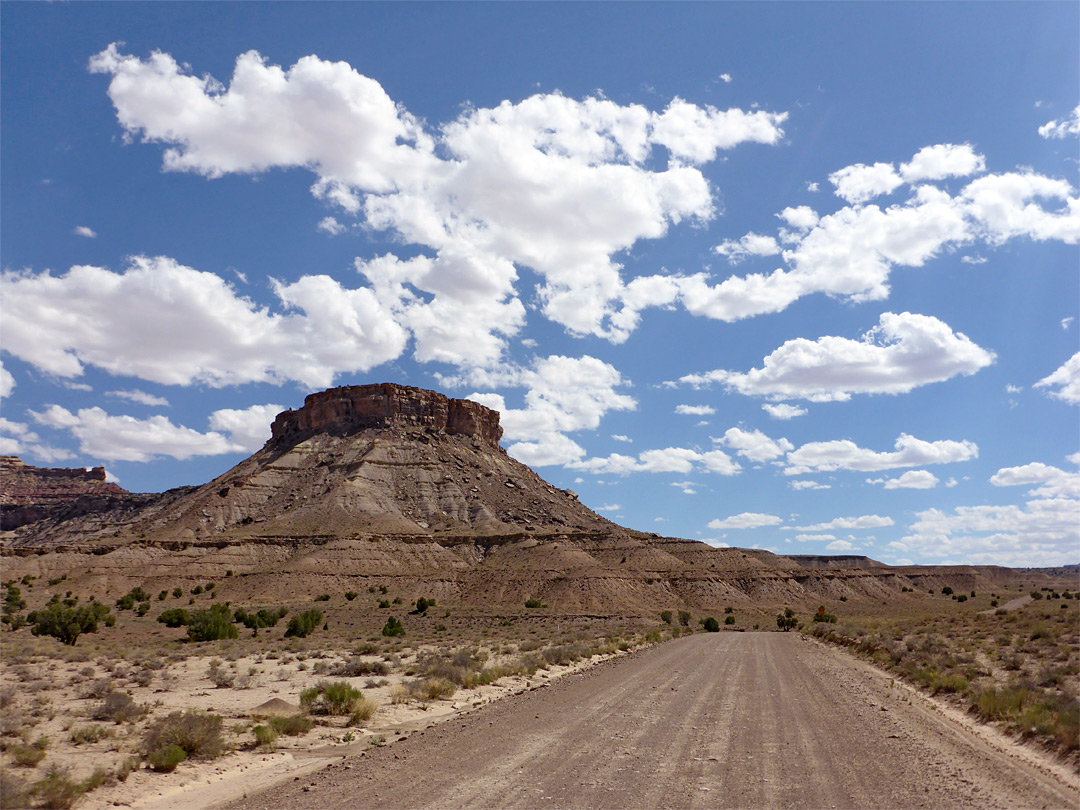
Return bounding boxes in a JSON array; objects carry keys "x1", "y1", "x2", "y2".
[{"x1": 2, "y1": 2, "x2": 1077, "y2": 566}]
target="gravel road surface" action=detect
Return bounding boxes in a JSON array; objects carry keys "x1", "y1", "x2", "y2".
[{"x1": 226, "y1": 633, "x2": 1078, "y2": 809}]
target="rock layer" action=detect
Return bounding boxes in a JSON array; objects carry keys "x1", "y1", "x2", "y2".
[
  {"x1": 0, "y1": 455, "x2": 128, "y2": 530},
  {"x1": 270, "y1": 384, "x2": 503, "y2": 449}
]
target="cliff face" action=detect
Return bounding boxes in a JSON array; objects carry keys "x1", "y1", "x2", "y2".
[
  {"x1": 271, "y1": 384, "x2": 503, "y2": 449},
  {"x1": 0, "y1": 456, "x2": 129, "y2": 529}
]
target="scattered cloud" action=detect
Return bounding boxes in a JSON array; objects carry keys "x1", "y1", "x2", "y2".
[
  {"x1": 1062, "y1": 317, "x2": 1074, "y2": 331},
  {"x1": 0, "y1": 362, "x2": 14, "y2": 399},
  {"x1": 0, "y1": 417, "x2": 73, "y2": 462},
  {"x1": 867, "y1": 470, "x2": 940, "y2": 489},
  {"x1": 990, "y1": 462, "x2": 1080, "y2": 499},
  {"x1": 825, "y1": 539, "x2": 857, "y2": 551},
  {"x1": 1038, "y1": 105, "x2": 1080, "y2": 139},
  {"x1": 470, "y1": 354, "x2": 636, "y2": 467},
  {"x1": 675, "y1": 404, "x2": 715, "y2": 416},
  {"x1": 73, "y1": 225, "x2": 97, "y2": 238},
  {"x1": 829, "y1": 161, "x2": 903, "y2": 204},
  {"x1": 785, "y1": 433, "x2": 977, "y2": 475},
  {"x1": 30, "y1": 405, "x2": 245, "y2": 462},
  {"x1": 572, "y1": 446, "x2": 740, "y2": 476},
  {"x1": 714, "y1": 232, "x2": 781, "y2": 263},
  {"x1": 1035, "y1": 352, "x2": 1080, "y2": 404},
  {"x1": 708, "y1": 512, "x2": 782, "y2": 529},
  {"x1": 790, "y1": 480, "x2": 830, "y2": 490},
  {"x1": 793, "y1": 514, "x2": 894, "y2": 531},
  {"x1": 898, "y1": 143, "x2": 986, "y2": 183},
  {"x1": 597, "y1": 504, "x2": 622, "y2": 512},
  {"x1": 317, "y1": 216, "x2": 346, "y2": 235},
  {"x1": 106, "y1": 389, "x2": 169, "y2": 408},
  {"x1": 611, "y1": 434, "x2": 632, "y2": 443},
  {"x1": 716, "y1": 427, "x2": 793, "y2": 462},
  {"x1": 90, "y1": 45, "x2": 788, "y2": 350},
  {"x1": 762, "y1": 402, "x2": 806, "y2": 420},
  {"x1": 0, "y1": 256, "x2": 410, "y2": 388},
  {"x1": 207, "y1": 403, "x2": 283, "y2": 452},
  {"x1": 674, "y1": 312, "x2": 994, "y2": 402},
  {"x1": 795, "y1": 533, "x2": 836, "y2": 541}
]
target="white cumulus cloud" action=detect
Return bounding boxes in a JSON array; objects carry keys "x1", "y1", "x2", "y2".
[
  {"x1": 675, "y1": 404, "x2": 716, "y2": 416},
  {"x1": 676, "y1": 312, "x2": 994, "y2": 402},
  {"x1": 793, "y1": 515, "x2": 894, "y2": 531},
  {"x1": 716, "y1": 427, "x2": 793, "y2": 462},
  {"x1": 785, "y1": 433, "x2": 977, "y2": 475},
  {"x1": 867, "y1": 470, "x2": 940, "y2": 489},
  {"x1": 73, "y1": 225, "x2": 97, "y2": 238},
  {"x1": 106, "y1": 389, "x2": 169, "y2": 408},
  {"x1": 1038, "y1": 105, "x2": 1080, "y2": 139},
  {"x1": 762, "y1": 403, "x2": 807, "y2": 420},
  {"x1": 829, "y1": 162, "x2": 903, "y2": 204},
  {"x1": 207, "y1": 404, "x2": 283, "y2": 452},
  {"x1": 708, "y1": 512, "x2": 782, "y2": 530},
  {"x1": 1034, "y1": 352, "x2": 1080, "y2": 404}
]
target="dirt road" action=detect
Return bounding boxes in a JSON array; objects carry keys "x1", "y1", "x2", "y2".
[{"x1": 226, "y1": 633, "x2": 1078, "y2": 810}]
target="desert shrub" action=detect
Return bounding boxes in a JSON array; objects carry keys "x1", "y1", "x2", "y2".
[
  {"x1": 314, "y1": 594, "x2": 331, "y2": 602},
  {"x1": 142, "y1": 710, "x2": 223, "y2": 761},
  {"x1": 724, "y1": 606, "x2": 734, "y2": 614},
  {"x1": 157, "y1": 608, "x2": 189, "y2": 628},
  {"x1": 252, "y1": 725, "x2": 277, "y2": 750},
  {"x1": 941, "y1": 586, "x2": 954, "y2": 595},
  {"x1": 329, "y1": 657, "x2": 389, "y2": 677},
  {"x1": 301, "y1": 680, "x2": 365, "y2": 716},
  {"x1": 1, "y1": 770, "x2": 30, "y2": 809},
  {"x1": 267, "y1": 714, "x2": 312, "y2": 736},
  {"x1": 524, "y1": 599, "x2": 544, "y2": 609},
  {"x1": 955, "y1": 594, "x2": 968, "y2": 603},
  {"x1": 129, "y1": 587, "x2": 149, "y2": 602},
  {"x1": 172, "y1": 587, "x2": 183, "y2": 598},
  {"x1": 28, "y1": 601, "x2": 111, "y2": 646},
  {"x1": 377, "y1": 599, "x2": 390, "y2": 609},
  {"x1": 414, "y1": 677, "x2": 456, "y2": 701},
  {"x1": 678, "y1": 611, "x2": 691, "y2": 627},
  {"x1": 415, "y1": 597, "x2": 431, "y2": 613},
  {"x1": 1030, "y1": 590, "x2": 1043, "y2": 600},
  {"x1": 813, "y1": 607, "x2": 838, "y2": 623},
  {"x1": 206, "y1": 662, "x2": 235, "y2": 688},
  {"x1": 11, "y1": 742, "x2": 46, "y2": 767},
  {"x1": 702, "y1": 617, "x2": 720, "y2": 633},
  {"x1": 115, "y1": 595, "x2": 135, "y2": 611},
  {"x1": 158, "y1": 590, "x2": 168, "y2": 601},
  {"x1": 29, "y1": 765, "x2": 85, "y2": 809},
  {"x1": 187, "y1": 604, "x2": 238, "y2": 642},
  {"x1": 192, "y1": 585, "x2": 203, "y2": 595},
  {"x1": 659, "y1": 610, "x2": 673, "y2": 624},
  {"x1": 70, "y1": 724, "x2": 111, "y2": 745},
  {"x1": 344, "y1": 591, "x2": 358, "y2": 601},
  {"x1": 776, "y1": 608, "x2": 798, "y2": 631},
  {"x1": 284, "y1": 609, "x2": 322, "y2": 639},
  {"x1": 94, "y1": 691, "x2": 146, "y2": 724},
  {"x1": 147, "y1": 744, "x2": 187, "y2": 773},
  {"x1": 349, "y1": 698, "x2": 378, "y2": 725},
  {"x1": 234, "y1": 606, "x2": 286, "y2": 632},
  {"x1": 724, "y1": 616, "x2": 736, "y2": 625},
  {"x1": 381, "y1": 616, "x2": 405, "y2": 637}
]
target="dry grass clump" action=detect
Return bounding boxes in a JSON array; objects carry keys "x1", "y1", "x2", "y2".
[
  {"x1": 267, "y1": 713, "x2": 313, "y2": 736},
  {"x1": 93, "y1": 691, "x2": 147, "y2": 724},
  {"x1": 141, "y1": 709, "x2": 224, "y2": 768},
  {"x1": 810, "y1": 591, "x2": 1079, "y2": 759}
]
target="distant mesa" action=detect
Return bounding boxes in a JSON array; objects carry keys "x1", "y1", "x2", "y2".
[
  {"x1": 270, "y1": 383, "x2": 503, "y2": 449},
  {"x1": 0, "y1": 455, "x2": 128, "y2": 530}
]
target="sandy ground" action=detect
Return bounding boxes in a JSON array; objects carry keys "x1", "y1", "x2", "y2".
[
  {"x1": 225, "y1": 633, "x2": 1079, "y2": 810},
  {"x1": 54, "y1": 646, "x2": 622, "y2": 810}
]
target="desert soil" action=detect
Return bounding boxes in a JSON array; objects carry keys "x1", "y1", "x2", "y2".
[{"x1": 227, "y1": 632, "x2": 1078, "y2": 810}]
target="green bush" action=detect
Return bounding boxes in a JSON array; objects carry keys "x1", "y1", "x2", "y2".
[
  {"x1": 157, "y1": 608, "x2": 189, "y2": 628},
  {"x1": 94, "y1": 691, "x2": 147, "y2": 724},
  {"x1": 28, "y1": 601, "x2": 111, "y2": 646},
  {"x1": 702, "y1": 617, "x2": 720, "y2": 632},
  {"x1": 252, "y1": 725, "x2": 277, "y2": 750},
  {"x1": 415, "y1": 597, "x2": 431, "y2": 613},
  {"x1": 142, "y1": 710, "x2": 223, "y2": 761},
  {"x1": 267, "y1": 714, "x2": 312, "y2": 736},
  {"x1": 187, "y1": 604, "x2": 238, "y2": 642},
  {"x1": 344, "y1": 591, "x2": 358, "y2": 601},
  {"x1": 659, "y1": 610, "x2": 673, "y2": 624},
  {"x1": 147, "y1": 744, "x2": 187, "y2": 773},
  {"x1": 301, "y1": 680, "x2": 363, "y2": 716},
  {"x1": 233, "y1": 606, "x2": 286, "y2": 631},
  {"x1": 381, "y1": 616, "x2": 405, "y2": 637},
  {"x1": 724, "y1": 615, "x2": 736, "y2": 625},
  {"x1": 172, "y1": 587, "x2": 183, "y2": 598},
  {"x1": 678, "y1": 611, "x2": 691, "y2": 627},
  {"x1": 941, "y1": 586, "x2": 953, "y2": 595},
  {"x1": 813, "y1": 607, "x2": 838, "y2": 623},
  {"x1": 314, "y1": 594, "x2": 331, "y2": 602},
  {"x1": 776, "y1": 608, "x2": 798, "y2": 631},
  {"x1": 28, "y1": 765, "x2": 86, "y2": 809},
  {"x1": 284, "y1": 609, "x2": 322, "y2": 638},
  {"x1": 524, "y1": 599, "x2": 544, "y2": 609}
]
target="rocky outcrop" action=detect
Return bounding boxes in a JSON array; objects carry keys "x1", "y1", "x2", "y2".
[
  {"x1": 271, "y1": 384, "x2": 503, "y2": 449},
  {"x1": 0, "y1": 456, "x2": 129, "y2": 529}
]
